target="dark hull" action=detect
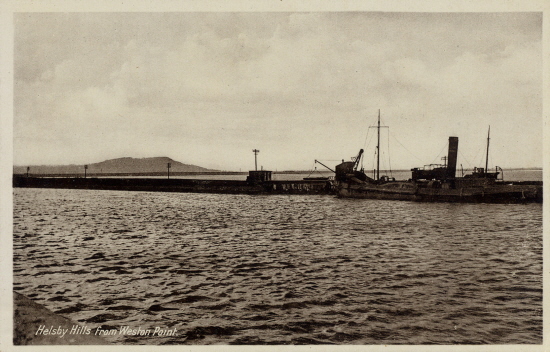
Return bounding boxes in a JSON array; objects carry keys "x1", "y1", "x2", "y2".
[{"x1": 337, "y1": 182, "x2": 542, "y2": 203}]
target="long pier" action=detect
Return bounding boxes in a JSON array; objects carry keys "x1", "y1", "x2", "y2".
[{"x1": 13, "y1": 175, "x2": 334, "y2": 195}]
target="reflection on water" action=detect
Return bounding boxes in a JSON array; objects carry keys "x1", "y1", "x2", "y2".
[{"x1": 13, "y1": 188, "x2": 542, "y2": 344}]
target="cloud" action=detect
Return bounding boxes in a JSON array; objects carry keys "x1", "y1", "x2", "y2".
[{"x1": 14, "y1": 12, "x2": 542, "y2": 170}]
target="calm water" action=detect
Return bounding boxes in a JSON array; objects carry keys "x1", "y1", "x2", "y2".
[{"x1": 13, "y1": 187, "x2": 542, "y2": 345}]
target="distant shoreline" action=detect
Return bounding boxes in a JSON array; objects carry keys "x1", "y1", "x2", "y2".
[{"x1": 12, "y1": 167, "x2": 542, "y2": 178}]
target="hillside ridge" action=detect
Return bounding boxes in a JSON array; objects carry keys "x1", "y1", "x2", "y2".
[{"x1": 13, "y1": 157, "x2": 216, "y2": 174}]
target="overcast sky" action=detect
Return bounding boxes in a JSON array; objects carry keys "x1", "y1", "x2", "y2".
[{"x1": 14, "y1": 12, "x2": 542, "y2": 171}]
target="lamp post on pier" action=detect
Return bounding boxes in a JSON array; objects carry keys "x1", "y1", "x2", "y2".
[
  {"x1": 167, "y1": 163, "x2": 171, "y2": 179},
  {"x1": 26, "y1": 167, "x2": 30, "y2": 178},
  {"x1": 84, "y1": 165, "x2": 88, "y2": 178},
  {"x1": 252, "y1": 149, "x2": 259, "y2": 171}
]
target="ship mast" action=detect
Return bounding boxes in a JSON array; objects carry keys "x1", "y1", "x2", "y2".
[
  {"x1": 369, "y1": 109, "x2": 388, "y2": 181},
  {"x1": 377, "y1": 109, "x2": 381, "y2": 181},
  {"x1": 485, "y1": 126, "x2": 490, "y2": 177}
]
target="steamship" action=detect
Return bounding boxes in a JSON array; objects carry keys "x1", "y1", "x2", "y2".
[{"x1": 333, "y1": 113, "x2": 542, "y2": 203}]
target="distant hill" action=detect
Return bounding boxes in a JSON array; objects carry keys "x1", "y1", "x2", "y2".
[{"x1": 13, "y1": 157, "x2": 216, "y2": 175}]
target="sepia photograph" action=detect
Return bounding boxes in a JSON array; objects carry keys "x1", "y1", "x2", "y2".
[{"x1": 3, "y1": 2, "x2": 546, "y2": 350}]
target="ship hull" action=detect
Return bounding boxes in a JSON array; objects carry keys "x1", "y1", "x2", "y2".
[{"x1": 337, "y1": 181, "x2": 542, "y2": 203}]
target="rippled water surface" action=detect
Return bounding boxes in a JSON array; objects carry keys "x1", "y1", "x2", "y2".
[{"x1": 13, "y1": 188, "x2": 542, "y2": 345}]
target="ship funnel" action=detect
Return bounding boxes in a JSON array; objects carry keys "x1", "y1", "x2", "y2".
[{"x1": 446, "y1": 136, "x2": 459, "y2": 179}]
